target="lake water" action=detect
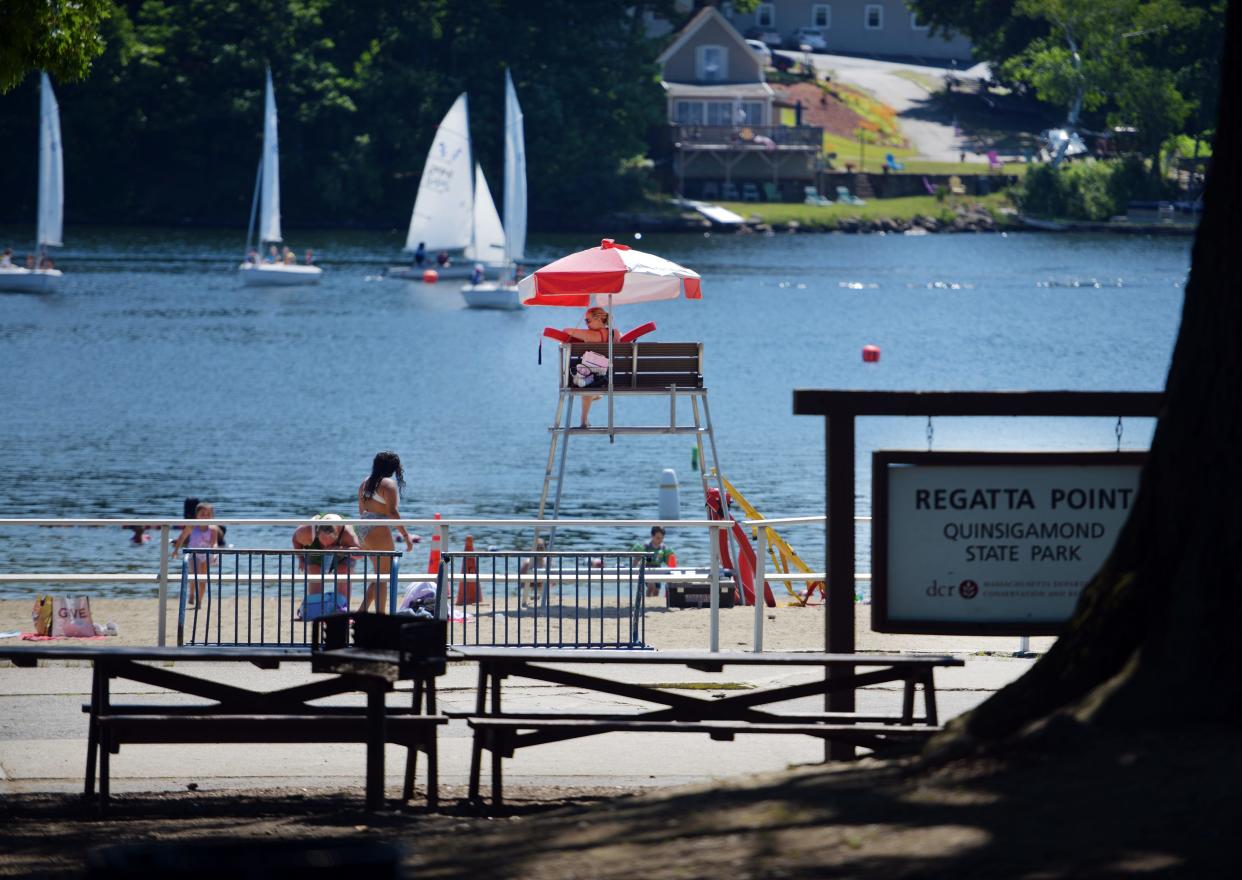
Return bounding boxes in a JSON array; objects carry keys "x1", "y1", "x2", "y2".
[{"x1": 0, "y1": 226, "x2": 1189, "y2": 595}]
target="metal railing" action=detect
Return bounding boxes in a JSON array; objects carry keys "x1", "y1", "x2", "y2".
[
  {"x1": 0, "y1": 516, "x2": 833, "y2": 652},
  {"x1": 435, "y1": 551, "x2": 649, "y2": 649},
  {"x1": 177, "y1": 548, "x2": 402, "y2": 647}
]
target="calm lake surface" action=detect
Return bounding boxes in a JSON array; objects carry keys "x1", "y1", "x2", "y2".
[{"x1": 0, "y1": 226, "x2": 1189, "y2": 594}]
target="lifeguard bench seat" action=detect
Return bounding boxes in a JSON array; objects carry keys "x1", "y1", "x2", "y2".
[{"x1": 560, "y1": 342, "x2": 704, "y2": 391}]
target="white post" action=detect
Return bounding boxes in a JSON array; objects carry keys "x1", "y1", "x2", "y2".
[
  {"x1": 709, "y1": 522, "x2": 720, "y2": 652},
  {"x1": 157, "y1": 524, "x2": 170, "y2": 646},
  {"x1": 753, "y1": 523, "x2": 766, "y2": 652},
  {"x1": 1018, "y1": 635, "x2": 1031, "y2": 655}
]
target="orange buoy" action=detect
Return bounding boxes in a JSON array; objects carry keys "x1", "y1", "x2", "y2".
[
  {"x1": 456, "y1": 534, "x2": 480, "y2": 605},
  {"x1": 422, "y1": 269, "x2": 439, "y2": 283},
  {"x1": 426, "y1": 512, "x2": 442, "y2": 574},
  {"x1": 862, "y1": 344, "x2": 881, "y2": 363}
]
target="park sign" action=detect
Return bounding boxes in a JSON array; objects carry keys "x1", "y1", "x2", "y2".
[{"x1": 871, "y1": 451, "x2": 1145, "y2": 635}]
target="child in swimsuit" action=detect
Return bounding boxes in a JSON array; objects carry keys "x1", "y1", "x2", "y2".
[{"x1": 172, "y1": 502, "x2": 222, "y2": 607}]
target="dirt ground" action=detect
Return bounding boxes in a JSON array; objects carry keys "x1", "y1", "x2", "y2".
[{"x1": 2, "y1": 722, "x2": 1236, "y2": 879}]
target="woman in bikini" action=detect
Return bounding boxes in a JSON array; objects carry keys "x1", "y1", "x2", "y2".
[
  {"x1": 357, "y1": 451, "x2": 417, "y2": 612},
  {"x1": 562, "y1": 306, "x2": 621, "y2": 427}
]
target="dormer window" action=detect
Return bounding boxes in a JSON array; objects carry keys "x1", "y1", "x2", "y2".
[{"x1": 696, "y1": 45, "x2": 728, "y2": 82}]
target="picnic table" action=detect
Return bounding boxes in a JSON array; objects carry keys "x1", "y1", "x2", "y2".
[
  {"x1": 0, "y1": 642, "x2": 445, "y2": 812},
  {"x1": 451, "y1": 646, "x2": 963, "y2": 804}
]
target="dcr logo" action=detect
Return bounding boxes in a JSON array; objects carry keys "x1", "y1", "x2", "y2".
[{"x1": 925, "y1": 579, "x2": 956, "y2": 597}]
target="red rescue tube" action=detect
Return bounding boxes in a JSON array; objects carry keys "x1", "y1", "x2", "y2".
[
  {"x1": 619, "y1": 321, "x2": 657, "y2": 343},
  {"x1": 542, "y1": 327, "x2": 572, "y2": 343}
]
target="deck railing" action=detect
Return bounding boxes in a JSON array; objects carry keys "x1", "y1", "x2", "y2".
[{"x1": 672, "y1": 124, "x2": 822, "y2": 149}]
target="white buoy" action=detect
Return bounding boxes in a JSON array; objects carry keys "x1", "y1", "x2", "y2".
[{"x1": 658, "y1": 468, "x2": 680, "y2": 520}]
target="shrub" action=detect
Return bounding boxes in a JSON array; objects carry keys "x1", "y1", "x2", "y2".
[{"x1": 1018, "y1": 158, "x2": 1176, "y2": 221}]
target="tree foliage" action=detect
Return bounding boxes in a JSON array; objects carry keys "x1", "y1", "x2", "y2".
[
  {"x1": 910, "y1": 0, "x2": 1224, "y2": 168},
  {"x1": 0, "y1": 0, "x2": 114, "y2": 93},
  {"x1": 0, "y1": 0, "x2": 678, "y2": 229}
]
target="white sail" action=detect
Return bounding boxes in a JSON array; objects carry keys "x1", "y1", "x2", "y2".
[
  {"x1": 258, "y1": 68, "x2": 282, "y2": 244},
  {"x1": 464, "y1": 164, "x2": 506, "y2": 263},
  {"x1": 502, "y1": 69, "x2": 526, "y2": 264},
  {"x1": 37, "y1": 72, "x2": 63, "y2": 248},
  {"x1": 405, "y1": 93, "x2": 473, "y2": 252}
]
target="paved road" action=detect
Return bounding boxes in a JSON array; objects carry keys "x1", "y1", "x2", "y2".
[{"x1": 778, "y1": 51, "x2": 991, "y2": 161}]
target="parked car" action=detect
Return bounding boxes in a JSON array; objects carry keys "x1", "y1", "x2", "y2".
[
  {"x1": 745, "y1": 39, "x2": 773, "y2": 65},
  {"x1": 745, "y1": 26, "x2": 783, "y2": 48},
  {"x1": 788, "y1": 27, "x2": 827, "y2": 51},
  {"x1": 771, "y1": 52, "x2": 795, "y2": 73}
]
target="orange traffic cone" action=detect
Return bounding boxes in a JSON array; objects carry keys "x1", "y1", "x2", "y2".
[
  {"x1": 426, "y1": 512, "x2": 442, "y2": 574},
  {"x1": 456, "y1": 535, "x2": 480, "y2": 605}
]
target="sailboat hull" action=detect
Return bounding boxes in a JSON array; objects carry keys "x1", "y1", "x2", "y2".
[
  {"x1": 0, "y1": 268, "x2": 62, "y2": 293},
  {"x1": 239, "y1": 264, "x2": 323, "y2": 286},
  {"x1": 461, "y1": 282, "x2": 521, "y2": 310}
]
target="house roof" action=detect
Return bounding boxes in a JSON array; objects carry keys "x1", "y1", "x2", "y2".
[
  {"x1": 662, "y1": 82, "x2": 775, "y2": 100},
  {"x1": 656, "y1": 6, "x2": 754, "y2": 66}
]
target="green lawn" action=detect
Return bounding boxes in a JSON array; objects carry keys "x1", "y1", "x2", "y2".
[{"x1": 713, "y1": 192, "x2": 1016, "y2": 229}]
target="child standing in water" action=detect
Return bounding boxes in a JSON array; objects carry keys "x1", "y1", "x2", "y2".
[{"x1": 172, "y1": 502, "x2": 222, "y2": 607}]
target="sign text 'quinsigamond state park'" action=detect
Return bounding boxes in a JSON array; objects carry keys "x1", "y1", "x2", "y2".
[{"x1": 872, "y1": 452, "x2": 1145, "y2": 635}]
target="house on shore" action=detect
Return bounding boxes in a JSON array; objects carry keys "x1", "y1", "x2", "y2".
[
  {"x1": 729, "y1": 1, "x2": 972, "y2": 62},
  {"x1": 660, "y1": 6, "x2": 823, "y2": 202}
]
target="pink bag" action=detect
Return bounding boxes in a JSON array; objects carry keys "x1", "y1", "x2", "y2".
[
  {"x1": 52, "y1": 596, "x2": 96, "y2": 638},
  {"x1": 580, "y1": 350, "x2": 610, "y2": 373}
]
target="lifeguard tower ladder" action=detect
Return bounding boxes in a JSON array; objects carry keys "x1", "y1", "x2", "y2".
[{"x1": 535, "y1": 340, "x2": 728, "y2": 545}]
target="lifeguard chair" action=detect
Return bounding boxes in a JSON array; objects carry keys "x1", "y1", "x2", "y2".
[{"x1": 535, "y1": 331, "x2": 728, "y2": 538}]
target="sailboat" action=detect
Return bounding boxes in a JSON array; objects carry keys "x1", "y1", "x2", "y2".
[
  {"x1": 388, "y1": 94, "x2": 480, "y2": 281},
  {"x1": 238, "y1": 69, "x2": 322, "y2": 286},
  {"x1": 462, "y1": 69, "x2": 527, "y2": 310},
  {"x1": 0, "y1": 73, "x2": 65, "y2": 293}
]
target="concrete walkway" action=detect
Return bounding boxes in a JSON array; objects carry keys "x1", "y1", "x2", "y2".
[{"x1": 0, "y1": 653, "x2": 1034, "y2": 797}]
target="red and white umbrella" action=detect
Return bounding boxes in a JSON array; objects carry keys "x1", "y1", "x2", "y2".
[
  {"x1": 520, "y1": 239, "x2": 703, "y2": 440},
  {"x1": 518, "y1": 238, "x2": 702, "y2": 307}
]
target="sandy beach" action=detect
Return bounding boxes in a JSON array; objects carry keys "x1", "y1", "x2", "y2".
[{"x1": 0, "y1": 597, "x2": 1054, "y2": 655}]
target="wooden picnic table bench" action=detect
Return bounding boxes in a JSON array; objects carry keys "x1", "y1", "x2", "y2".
[
  {"x1": 449, "y1": 646, "x2": 963, "y2": 805},
  {"x1": 1, "y1": 630, "x2": 446, "y2": 813}
]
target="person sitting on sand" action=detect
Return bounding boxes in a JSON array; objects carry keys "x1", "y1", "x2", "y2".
[
  {"x1": 561, "y1": 306, "x2": 621, "y2": 428},
  {"x1": 0, "y1": 248, "x2": 13, "y2": 268}
]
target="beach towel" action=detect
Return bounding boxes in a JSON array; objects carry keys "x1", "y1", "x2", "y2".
[{"x1": 22, "y1": 632, "x2": 107, "y2": 641}]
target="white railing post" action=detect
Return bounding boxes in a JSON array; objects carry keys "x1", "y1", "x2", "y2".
[
  {"x1": 157, "y1": 524, "x2": 170, "y2": 646},
  {"x1": 709, "y1": 522, "x2": 720, "y2": 652},
  {"x1": 753, "y1": 523, "x2": 767, "y2": 652}
]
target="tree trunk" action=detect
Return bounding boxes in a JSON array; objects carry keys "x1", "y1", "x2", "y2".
[{"x1": 934, "y1": 0, "x2": 1242, "y2": 751}]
